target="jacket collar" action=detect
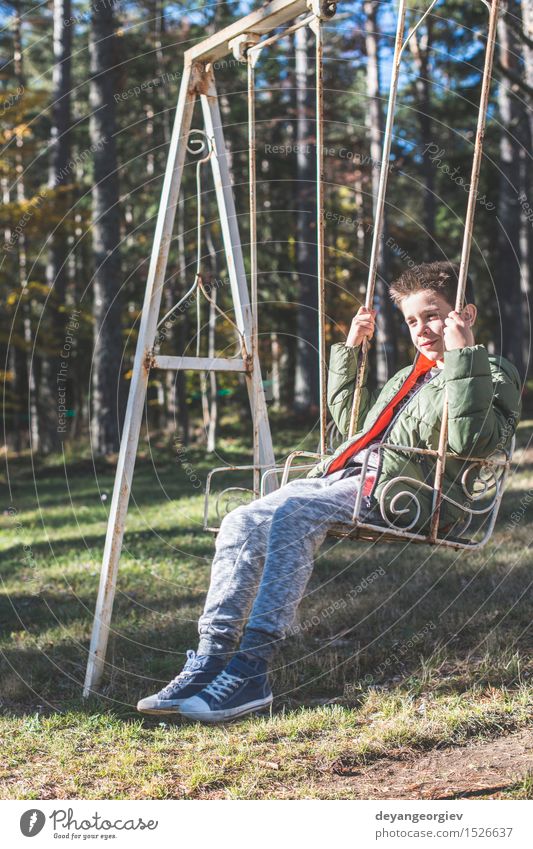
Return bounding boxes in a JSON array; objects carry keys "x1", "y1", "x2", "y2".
[{"x1": 412, "y1": 348, "x2": 440, "y2": 377}]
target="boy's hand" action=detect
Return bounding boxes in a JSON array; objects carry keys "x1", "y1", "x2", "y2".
[
  {"x1": 346, "y1": 306, "x2": 377, "y2": 348},
  {"x1": 443, "y1": 310, "x2": 475, "y2": 351}
]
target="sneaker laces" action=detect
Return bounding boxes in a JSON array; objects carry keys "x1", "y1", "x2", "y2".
[
  {"x1": 203, "y1": 669, "x2": 243, "y2": 703},
  {"x1": 158, "y1": 650, "x2": 199, "y2": 697}
]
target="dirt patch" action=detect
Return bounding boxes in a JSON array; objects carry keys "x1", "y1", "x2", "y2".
[{"x1": 322, "y1": 729, "x2": 533, "y2": 799}]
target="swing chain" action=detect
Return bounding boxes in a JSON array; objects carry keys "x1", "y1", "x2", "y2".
[{"x1": 229, "y1": 32, "x2": 261, "y2": 63}]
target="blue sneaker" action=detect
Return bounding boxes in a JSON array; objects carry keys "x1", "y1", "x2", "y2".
[
  {"x1": 136, "y1": 650, "x2": 225, "y2": 715},
  {"x1": 178, "y1": 652, "x2": 273, "y2": 724}
]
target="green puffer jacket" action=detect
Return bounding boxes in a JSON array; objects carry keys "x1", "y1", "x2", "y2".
[{"x1": 307, "y1": 342, "x2": 522, "y2": 533}]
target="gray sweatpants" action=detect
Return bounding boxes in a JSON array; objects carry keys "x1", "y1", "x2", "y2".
[{"x1": 197, "y1": 470, "x2": 362, "y2": 662}]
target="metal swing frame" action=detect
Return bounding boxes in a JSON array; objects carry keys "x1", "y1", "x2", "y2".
[{"x1": 84, "y1": 0, "x2": 509, "y2": 696}]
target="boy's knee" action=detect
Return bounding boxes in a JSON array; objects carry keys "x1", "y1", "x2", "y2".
[{"x1": 273, "y1": 496, "x2": 308, "y2": 522}]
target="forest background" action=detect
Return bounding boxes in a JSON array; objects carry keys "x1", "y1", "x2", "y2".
[{"x1": 1, "y1": 0, "x2": 532, "y2": 460}]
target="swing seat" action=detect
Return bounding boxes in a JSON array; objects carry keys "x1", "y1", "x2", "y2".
[
  {"x1": 277, "y1": 437, "x2": 515, "y2": 550},
  {"x1": 204, "y1": 436, "x2": 515, "y2": 551}
]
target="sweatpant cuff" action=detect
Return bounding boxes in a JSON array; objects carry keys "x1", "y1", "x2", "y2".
[
  {"x1": 240, "y1": 628, "x2": 280, "y2": 662},
  {"x1": 197, "y1": 637, "x2": 236, "y2": 662}
]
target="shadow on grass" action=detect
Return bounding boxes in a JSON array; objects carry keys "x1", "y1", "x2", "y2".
[
  {"x1": 0, "y1": 525, "x2": 215, "y2": 578},
  {"x1": 1, "y1": 545, "x2": 532, "y2": 720}
]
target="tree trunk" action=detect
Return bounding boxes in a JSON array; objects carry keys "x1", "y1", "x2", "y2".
[
  {"x1": 409, "y1": 20, "x2": 435, "y2": 251},
  {"x1": 519, "y1": 0, "x2": 532, "y2": 370},
  {"x1": 293, "y1": 24, "x2": 319, "y2": 413},
  {"x1": 353, "y1": 170, "x2": 366, "y2": 255},
  {"x1": 205, "y1": 283, "x2": 218, "y2": 453},
  {"x1": 40, "y1": 0, "x2": 72, "y2": 454},
  {"x1": 364, "y1": 0, "x2": 397, "y2": 386},
  {"x1": 270, "y1": 331, "x2": 281, "y2": 410},
  {"x1": 495, "y1": 2, "x2": 525, "y2": 376},
  {"x1": 518, "y1": 145, "x2": 531, "y2": 372},
  {"x1": 152, "y1": 0, "x2": 171, "y2": 157},
  {"x1": 89, "y1": 0, "x2": 125, "y2": 454},
  {"x1": 520, "y1": 0, "x2": 533, "y2": 143},
  {"x1": 12, "y1": 3, "x2": 40, "y2": 451},
  {"x1": 2, "y1": 129, "x2": 26, "y2": 452},
  {"x1": 162, "y1": 287, "x2": 177, "y2": 432}
]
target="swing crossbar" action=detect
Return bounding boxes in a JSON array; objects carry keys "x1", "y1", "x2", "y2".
[
  {"x1": 186, "y1": 0, "x2": 312, "y2": 63},
  {"x1": 153, "y1": 355, "x2": 248, "y2": 372}
]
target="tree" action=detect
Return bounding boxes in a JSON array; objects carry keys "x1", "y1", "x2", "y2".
[
  {"x1": 89, "y1": 0, "x2": 125, "y2": 454},
  {"x1": 518, "y1": 0, "x2": 533, "y2": 370},
  {"x1": 40, "y1": 0, "x2": 72, "y2": 453},
  {"x1": 364, "y1": 0, "x2": 397, "y2": 385},
  {"x1": 494, "y1": 0, "x2": 526, "y2": 375},
  {"x1": 7, "y1": 1, "x2": 40, "y2": 451},
  {"x1": 293, "y1": 23, "x2": 319, "y2": 413},
  {"x1": 408, "y1": 15, "x2": 435, "y2": 250}
]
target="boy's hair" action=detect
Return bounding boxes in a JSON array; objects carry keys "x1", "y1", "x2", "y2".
[{"x1": 389, "y1": 261, "x2": 476, "y2": 309}]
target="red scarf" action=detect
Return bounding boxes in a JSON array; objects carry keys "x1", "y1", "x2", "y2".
[{"x1": 326, "y1": 350, "x2": 436, "y2": 478}]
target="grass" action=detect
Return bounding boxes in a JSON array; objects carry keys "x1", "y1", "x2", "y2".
[
  {"x1": 502, "y1": 773, "x2": 533, "y2": 800},
  {"x1": 1, "y1": 415, "x2": 533, "y2": 799}
]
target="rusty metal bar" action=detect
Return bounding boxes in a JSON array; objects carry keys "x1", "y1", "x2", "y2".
[
  {"x1": 247, "y1": 13, "x2": 315, "y2": 55},
  {"x1": 281, "y1": 450, "x2": 325, "y2": 485},
  {"x1": 310, "y1": 14, "x2": 328, "y2": 455},
  {"x1": 429, "y1": 0, "x2": 501, "y2": 541},
  {"x1": 348, "y1": 0, "x2": 408, "y2": 438},
  {"x1": 248, "y1": 45, "x2": 261, "y2": 497},
  {"x1": 200, "y1": 66, "x2": 277, "y2": 485},
  {"x1": 374, "y1": 441, "x2": 509, "y2": 466},
  {"x1": 204, "y1": 463, "x2": 285, "y2": 531},
  {"x1": 428, "y1": 390, "x2": 449, "y2": 541}
]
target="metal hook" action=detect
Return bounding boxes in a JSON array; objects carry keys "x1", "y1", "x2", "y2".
[
  {"x1": 306, "y1": 0, "x2": 337, "y2": 20},
  {"x1": 228, "y1": 32, "x2": 261, "y2": 63},
  {"x1": 186, "y1": 128, "x2": 214, "y2": 162}
]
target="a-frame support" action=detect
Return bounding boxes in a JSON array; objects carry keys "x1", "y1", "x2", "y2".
[
  {"x1": 83, "y1": 0, "x2": 320, "y2": 696},
  {"x1": 84, "y1": 60, "x2": 199, "y2": 697}
]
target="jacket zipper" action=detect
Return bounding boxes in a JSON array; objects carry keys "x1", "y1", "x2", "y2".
[
  {"x1": 326, "y1": 356, "x2": 423, "y2": 476},
  {"x1": 366, "y1": 369, "x2": 441, "y2": 500}
]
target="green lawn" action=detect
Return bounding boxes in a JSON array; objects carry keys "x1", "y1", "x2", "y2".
[{"x1": 1, "y1": 419, "x2": 532, "y2": 799}]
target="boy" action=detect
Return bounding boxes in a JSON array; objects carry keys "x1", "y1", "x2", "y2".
[{"x1": 137, "y1": 261, "x2": 521, "y2": 723}]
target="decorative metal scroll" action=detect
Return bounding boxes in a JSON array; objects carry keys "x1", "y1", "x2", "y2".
[
  {"x1": 215, "y1": 487, "x2": 256, "y2": 521},
  {"x1": 204, "y1": 465, "x2": 262, "y2": 531}
]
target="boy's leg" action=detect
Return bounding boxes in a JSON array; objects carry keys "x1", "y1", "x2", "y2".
[
  {"x1": 240, "y1": 472, "x2": 361, "y2": 659},
  {"x1": 197, "y1": 475, "x2": 339, "y2": 659},
  {"x1": 137, "y1": 477, "x2": 327, "y2": 715},
  {"x1": 178, "y1": 471, "x2": 361, "y2": 722}
]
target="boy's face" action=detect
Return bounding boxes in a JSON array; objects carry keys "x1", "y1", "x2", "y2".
[{"x1": 399, "y1": 289, "x2": 455, "y2": 363}]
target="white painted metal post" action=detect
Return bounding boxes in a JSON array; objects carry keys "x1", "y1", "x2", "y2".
[
  {"x1": 200, "y1": 67, "x2": 276, "y2": 481},
  {"x1": 83, "y1": 62, "x2": 199, "y2": 697}
]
